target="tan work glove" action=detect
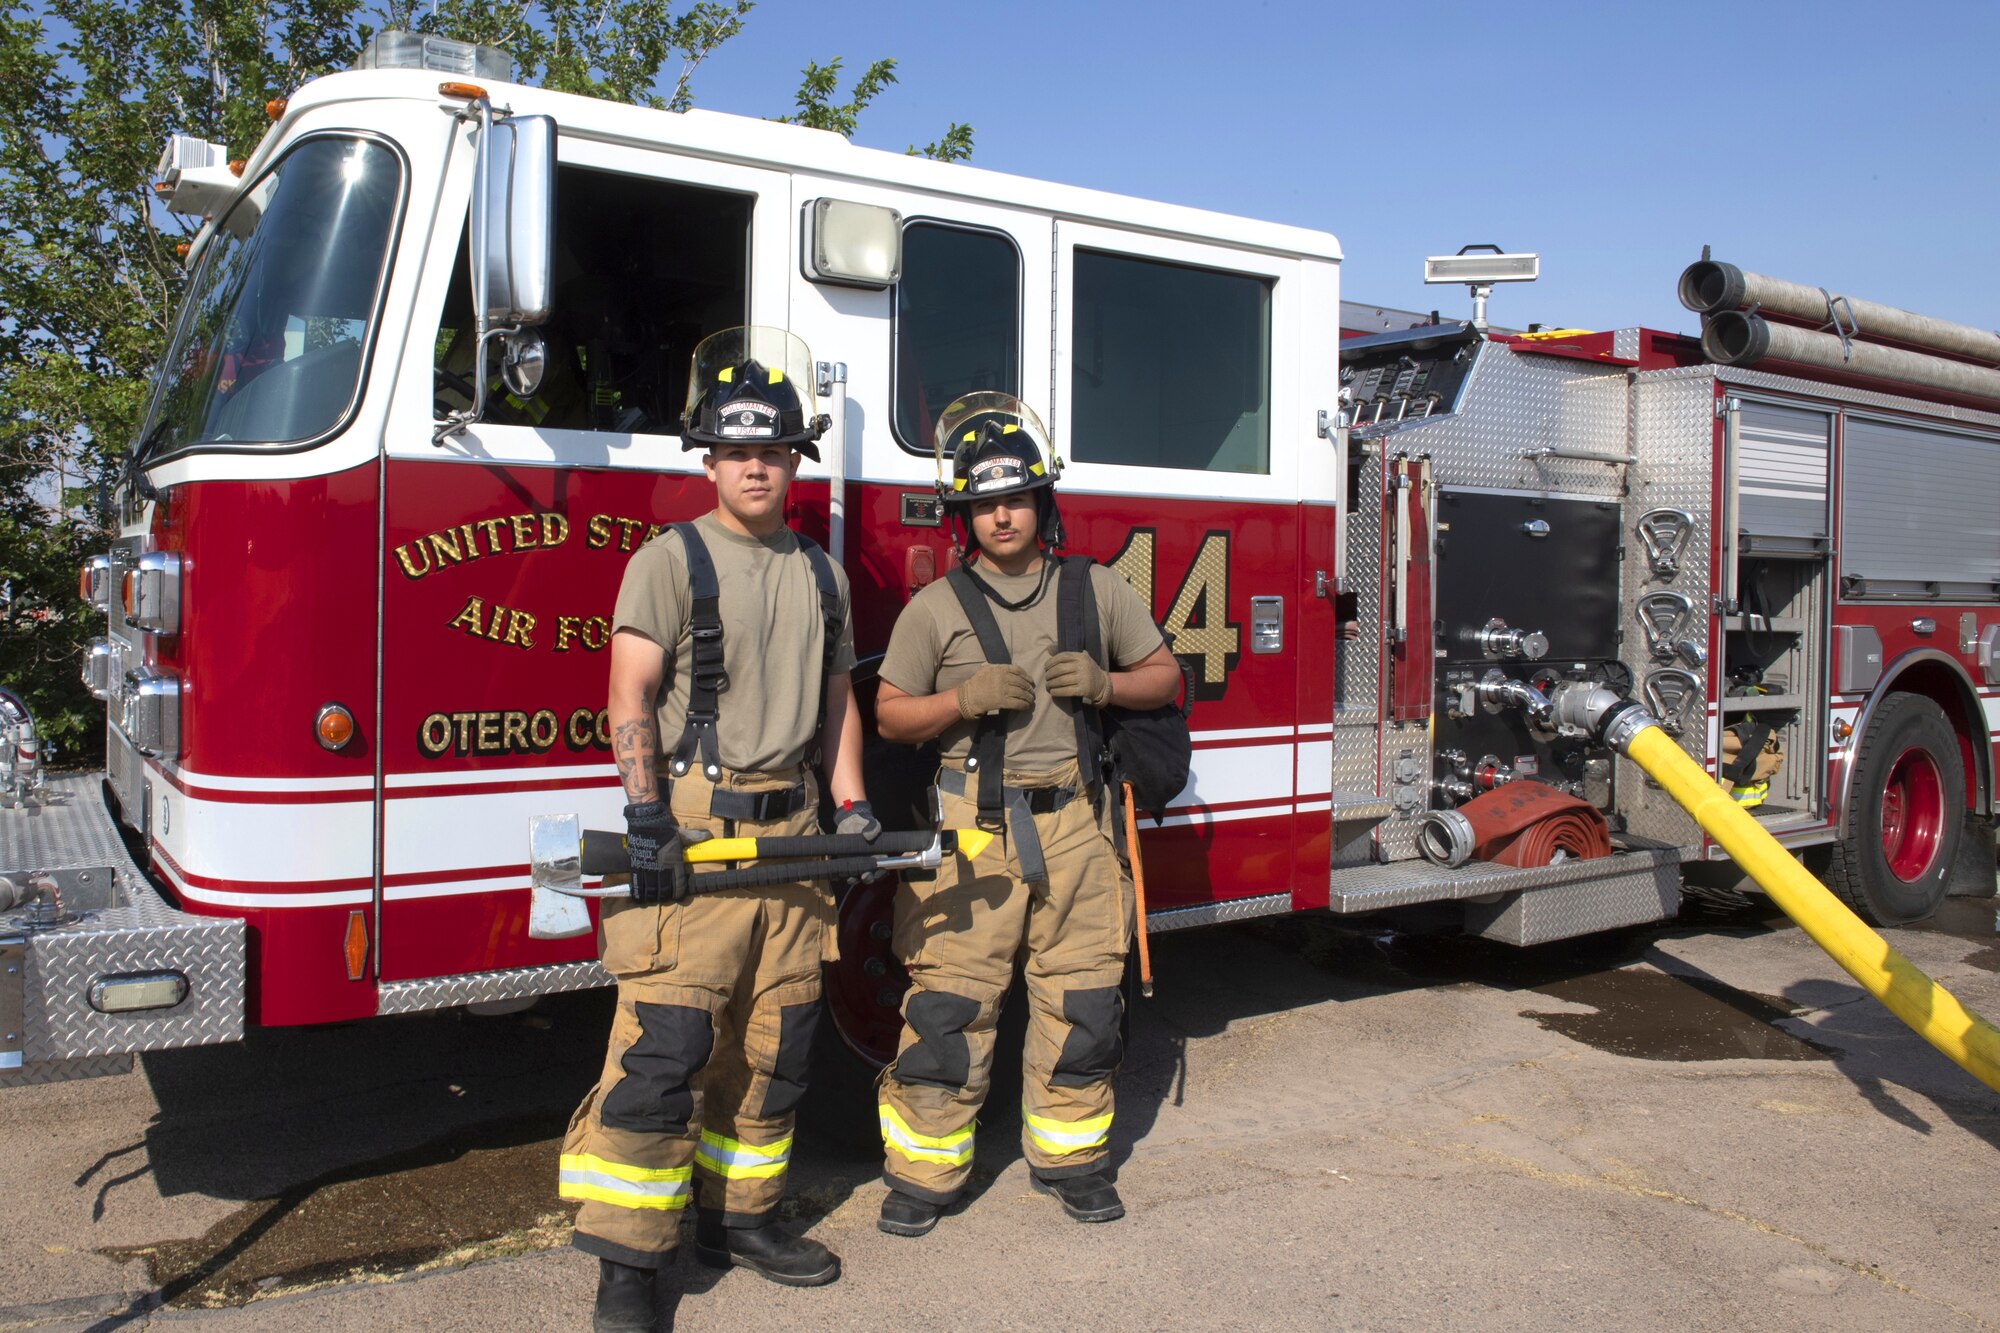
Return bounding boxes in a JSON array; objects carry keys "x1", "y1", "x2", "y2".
[
  {"x1": 955, "y1": 663, "x2": 1036, "y2": 719},
  {"x1": 1044, "y1": 651, "x2": 1111, "y2": 708}
]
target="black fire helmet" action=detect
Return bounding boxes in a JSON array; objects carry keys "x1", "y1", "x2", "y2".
[
  {"x1": 681, "y1": 325, "x2": 827, "y2": 460},
  {"x1": 935, "y1": 392, "x2": 1064, "y2": 555}
]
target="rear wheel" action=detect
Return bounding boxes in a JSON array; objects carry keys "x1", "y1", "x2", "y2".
[
  {"x1": 824, "y1": 874, "x2": 907, "y2": 1069},
  {"x1": 1827, "y1": 692, "x2": 1964, "y2": 924}
]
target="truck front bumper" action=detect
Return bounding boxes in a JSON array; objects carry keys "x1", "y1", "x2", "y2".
[{"x1": 2, "y1": 773, "x2": 243, "y2": 1086}]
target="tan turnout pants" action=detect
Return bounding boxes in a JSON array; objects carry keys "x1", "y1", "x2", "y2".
[
  {"x1": 878, "y1": 762, "x2": 1134, "y2": 1204},
  {"x1": 563, "y1": 767, "x2": 833, "y2": 1268}
]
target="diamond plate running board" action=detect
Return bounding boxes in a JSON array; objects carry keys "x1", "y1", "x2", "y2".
[{"x1": 2, "y1": 774, "x2": 243, "y2": 1086}]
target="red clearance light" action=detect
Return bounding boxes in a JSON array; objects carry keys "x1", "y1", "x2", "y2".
[
  {"x1": 315, "y1": 703, "x2": 356, "y2": 751},
  {"x1": 343, "y1": 911, "x2": 369, "y2": 981},
  {"x1": 438, "y1": 81, "x2": 489, "y2": 101}
]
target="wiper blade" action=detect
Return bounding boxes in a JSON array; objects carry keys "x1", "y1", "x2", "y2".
[{"x1": 124, "y1": 418, "x2": 169, "y2": 500}]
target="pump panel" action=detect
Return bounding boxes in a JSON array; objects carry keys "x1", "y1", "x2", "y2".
[{"x1": 1435, "y1": 491, "x2": 1622, "y2": 663}]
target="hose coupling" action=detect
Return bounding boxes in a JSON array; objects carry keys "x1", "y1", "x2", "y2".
[
  {"x1": 1416, "y1": 808, "x2": 1476, "y2": 868},
  {"x1": 1548, "y1": 683, "x2": 1656, "y2": 754}
]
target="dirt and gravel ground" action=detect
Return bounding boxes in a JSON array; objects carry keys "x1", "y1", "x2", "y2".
[{"x1": 2, "y1": 891, "x2": 1995, "y2": 1332}]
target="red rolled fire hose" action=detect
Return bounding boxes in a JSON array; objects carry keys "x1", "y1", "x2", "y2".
[{"x1": 1458, "y1": 782, "x2": 1612, "y2": 867}]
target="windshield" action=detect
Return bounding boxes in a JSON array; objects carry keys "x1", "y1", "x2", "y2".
[{"x1": 138, "y1": 136, "x2": 402, "y2": 459}]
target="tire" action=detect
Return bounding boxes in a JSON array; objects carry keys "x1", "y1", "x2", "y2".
[{"x1": 1826, "y1": 692, "x2": 1964, "y2": 925}]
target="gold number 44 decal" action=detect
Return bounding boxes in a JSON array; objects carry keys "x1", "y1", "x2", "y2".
[{"x1": 1105, "y1": 528, "x2": 1240, "y2": 700}]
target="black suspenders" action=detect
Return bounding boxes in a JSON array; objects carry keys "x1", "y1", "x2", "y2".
[
  {"x1": 799, "y1": 537, "x2": 842, "y2": 746},
  {"x1": 945, "y1": 566, "x2": 1013, "y2": 831},
  {"x1": 666, "y1": 522, "x2": 842, "y2": 784},
  {"x1": 1056, "y1": 555, "x2": 1106, "y2": 788},
  {"x1": 668, "y1": 521, "x2": 727, "y2": 782}
]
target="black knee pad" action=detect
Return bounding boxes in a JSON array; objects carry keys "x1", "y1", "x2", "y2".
[
  {"x1": 1049, "y1": 986, "x2": 1123, "y2": 1087},
  {"x1": 893, "y1": 990, "x2": 982, "y2": 1091},
  {"x1": 602, "y1": 1001, "x2": 715, "y2": 1133},
  {"x1": 758, "y1": 1000, "x2": 823, "y2": 1118}
]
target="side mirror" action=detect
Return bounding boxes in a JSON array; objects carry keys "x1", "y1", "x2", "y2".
[
  {"x1": 438, "y1": 111, "x2": 555, "y2": 444},
  {"x1": 478, "y1": 113, "x2": 554, "y2": 327},
  {"x1": 500, "y1": 331, "x2": 547, "y2": 398}
]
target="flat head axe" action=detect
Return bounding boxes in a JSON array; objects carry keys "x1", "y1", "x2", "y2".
[{"x1": 525, "y1": 815, "x2": 993, "y2": 939}]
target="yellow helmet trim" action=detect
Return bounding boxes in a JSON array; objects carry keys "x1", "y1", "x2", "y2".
[
  {"x1": 1029, "y1": 462, "x2": 1045, "y2": 475},
  {"x1": 769, "y1": 367, "x2": 784, "y2": 384},
  {"x1": 717, "y1": 366, "x2": 734, "y2": 383}
]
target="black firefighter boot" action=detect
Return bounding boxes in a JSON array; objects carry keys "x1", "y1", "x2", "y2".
[
  {"x1": 1031, "y1": 1170, "x2": 1126, "y2": 1223},
  {"x1": 878, "y1": 1187, "x2": 943, "y2": 1238},
  {"x1": 694, "y1": 1210, "x2": 841, "y2": 1287},
  {"x1": 592, "y1": 1258, "x2": 660, "y2": 1333}
]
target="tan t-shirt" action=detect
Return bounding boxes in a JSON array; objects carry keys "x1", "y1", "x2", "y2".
[
  {"x1": 880, "y1": 560, "x2": 1165, "y2": 771},
  {"x1": 613, "y1": 513, "x2": 856, "y2": 774}
]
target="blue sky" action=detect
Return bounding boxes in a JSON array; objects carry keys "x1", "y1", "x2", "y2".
[{"x1": 679, "y1": 0, "x2": 1999, "y2": 336}]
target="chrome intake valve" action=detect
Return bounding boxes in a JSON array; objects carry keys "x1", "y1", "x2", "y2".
[{"x1": 1475, "y1": 620, "x2": 1549, "y2": 661}]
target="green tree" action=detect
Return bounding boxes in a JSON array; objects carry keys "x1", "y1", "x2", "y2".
[
  {"x1": 0, "y1": 0, "x2": 969, "y2": 756},
  {"x1": 777, "y1": 56, "x2": 974, "y2": 163}
]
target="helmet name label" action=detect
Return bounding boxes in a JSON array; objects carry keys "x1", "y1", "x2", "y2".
[
  {"x1": 716, "y1": 397, "x2": 780, "y2": 438},
  {"x1": 970, "y1": 456, "x2": 1027, "y2": 493}
]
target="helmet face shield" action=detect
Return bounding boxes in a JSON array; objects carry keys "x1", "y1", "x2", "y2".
[
  {"x1": 682, "y1": 326, "x2": 824, "y2": 457},
  {"x1": 934, "y1": 391, "x2": 1053, "y2": 487},
  {"x1": 934, "y1": 392, "x2": 1065, "y2": 553},
  {"x1": 936, "y1": 392, "x2": 1056, "y2": 498}
]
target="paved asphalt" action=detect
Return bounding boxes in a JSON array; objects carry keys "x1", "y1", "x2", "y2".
[{"x1": 2, "y1": 892, "x2": 1995, "y2": 1332}]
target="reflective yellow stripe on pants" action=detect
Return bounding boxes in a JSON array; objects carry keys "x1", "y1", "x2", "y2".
[
  {"x1": 695, "y1": 1130, "x2": 792, "y2": 1181},
  {"x1": 1022, "y1": 1106, "x2": 1112, "y2": 1158},
  {"x1": 880, "y1": 1104, "x2": 974, "y2": 1168},
  {"x1": 558, "y1": 1153, "x2": 693, "y2": 1211}
]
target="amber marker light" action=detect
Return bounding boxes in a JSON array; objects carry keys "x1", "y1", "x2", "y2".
[
  {"x1": 119, "y1": 570, "x2": 136, "y2": 617},
  {"x1": 265, "y1": 98, "x2": 287, "y2": 120},
  {"x1": 227, "y1": 159, "x2": 246, "y2": 177},
  {"x1": 438, "y1": 81, "x2": 489, "y2": 101},
  {"x1": 343, "y1": 910, "x2": 369, "y2": 981},
  {"x1": 315, "y1": 703, "x2": 357, "y2": 751}
]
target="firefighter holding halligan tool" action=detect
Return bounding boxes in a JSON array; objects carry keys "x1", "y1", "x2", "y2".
[
  {"x1": 873, "y1": 393, "x2": 1182, "y2": 1236},
  {"x1": 562, "y1": 327, "x2": 876, "y2": 1331}
]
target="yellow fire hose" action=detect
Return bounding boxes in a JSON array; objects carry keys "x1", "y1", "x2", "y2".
[{"x1": 1623, "y1": 722, "x2": 2000, "y2": 1093}]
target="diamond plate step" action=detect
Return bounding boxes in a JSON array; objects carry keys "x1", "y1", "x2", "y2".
[
  {"x1": 1329, "y1": 847, "x2": 1682, "y2": 916},
  {"x1": 2, "y1": 774, "x2": 243, "y2": 1086},
  {"x1": 1327, "y1": 790, "x2": 1393, "y2": 848}
]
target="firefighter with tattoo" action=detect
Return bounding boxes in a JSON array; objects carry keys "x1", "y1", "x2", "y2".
[{"x1": 561, "y1": 327, "x2": 875, "y2": 1331}]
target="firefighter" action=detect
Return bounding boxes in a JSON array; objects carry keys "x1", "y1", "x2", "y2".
[
  {"x1": 872, "y1": 393, "x2": 1182, "y2": 1237},
  {"x1": 563, "y1": 326, "x2": 876, "y2": 1331}
]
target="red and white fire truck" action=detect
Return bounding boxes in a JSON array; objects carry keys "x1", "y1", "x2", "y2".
[{"x1": 6, "y1": 33, "x2": 1998, "y2": 1083}]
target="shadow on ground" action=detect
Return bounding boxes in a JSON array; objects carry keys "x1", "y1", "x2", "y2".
[{"x1": 87, "y1": 891, "x2": 1998, "y2": 1316}]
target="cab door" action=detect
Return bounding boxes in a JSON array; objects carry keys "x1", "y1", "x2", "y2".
[
  {"x1": 373, "y1": 132, "x2": 792, "y2": 985},
  {"x1": 1049, "y1": 221, "x2": 1332, "y2": 912},
  {"x1": 783, "y1": 179, "x2": 1053, "y2": 650}
]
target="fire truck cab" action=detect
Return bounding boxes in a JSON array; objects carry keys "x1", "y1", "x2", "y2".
[{"x1": 5, "y1": 34, "x2": 1994, "y2": 1083}]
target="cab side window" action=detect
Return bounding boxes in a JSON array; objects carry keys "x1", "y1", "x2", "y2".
[
  {"x1": 893, "y1": 222, "x2": 1021, "y2": 455},
  {"x1": 1071, "y1": 250, "x2": 1272, "y2": 474},
  {"x1": 434, "y1": 167, "x2": 751, "y2": 434}
]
